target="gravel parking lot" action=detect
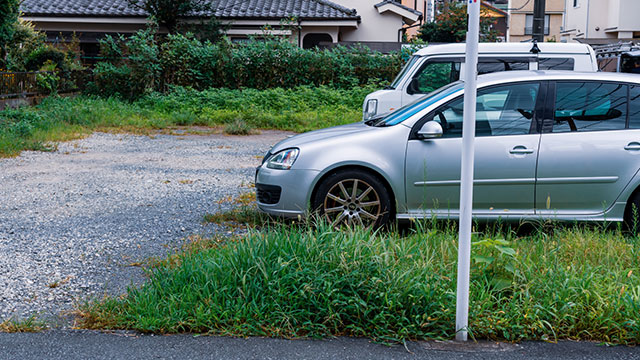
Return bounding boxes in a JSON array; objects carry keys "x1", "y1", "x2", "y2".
[{"x1": 0, "y1": 130, "x2": 290, "y2": 323}]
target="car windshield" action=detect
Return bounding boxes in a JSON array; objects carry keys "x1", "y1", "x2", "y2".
[
  {"x1": 374, "y1": 81, "x2": 464, "y2": 127},
  {"x1": 388, "y1": 55, "x2": 421, "y2": 90}
]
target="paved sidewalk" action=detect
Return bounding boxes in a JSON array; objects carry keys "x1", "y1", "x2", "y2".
[{"x1": 1, "y1": 330, "x2": 639, "y2": 360}]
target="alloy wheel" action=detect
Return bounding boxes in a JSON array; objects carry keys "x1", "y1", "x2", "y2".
[{"x1": 322, "y1": 178, "x2": 382, "y2": 228}]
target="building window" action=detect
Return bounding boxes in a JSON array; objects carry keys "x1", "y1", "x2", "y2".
[{"x1": 525, "y1": 14, "x2": 550, "y2": 35}]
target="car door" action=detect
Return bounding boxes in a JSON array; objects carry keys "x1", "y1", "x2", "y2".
[
  {"x1": 404, "y1": 82, "x2": 543, "y2": 218},
  {"x1": 536, "y1": 81, "x2": 640, "y2": 216}
]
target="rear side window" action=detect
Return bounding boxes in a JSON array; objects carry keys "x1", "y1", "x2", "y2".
[
  {"x1": 539, "y1": 58, "x2": 575, "y2": 70},
  {"x1": 553, "y1": 82, "x2": 627, "y2": 132},
  {"x1": 629, "y1": 86, "x2": 640, "y2": 128},
  {"x1": 478, "y1": 59, "x2": 529, "y2": 75}
]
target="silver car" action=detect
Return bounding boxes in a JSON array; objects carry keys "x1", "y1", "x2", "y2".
[{"x1": 256, "y1": 71, "x2": 640, "y2": 228}]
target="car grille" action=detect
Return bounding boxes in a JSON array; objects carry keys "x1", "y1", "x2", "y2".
[{"x1": 256, "y1": 183, "x2": 282, "y2": 205}]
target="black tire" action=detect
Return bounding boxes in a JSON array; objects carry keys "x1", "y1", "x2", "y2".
[
  {"x1": 624, "y1": 191, "x2": 640, "y2": 234},
  {"x1": 312, "y1": 169, "x2": 392, "y2": 229}
]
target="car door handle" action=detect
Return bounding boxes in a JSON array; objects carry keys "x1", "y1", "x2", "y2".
[
  {"x1": 509, "y1": 146, "x2": 534, "y2": 155},
  {"x1": 624, "y1": 142, "x2": 640, "y2": 151}
]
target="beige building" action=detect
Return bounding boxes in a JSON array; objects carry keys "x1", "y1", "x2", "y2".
[
  {"x1": 561, "y1": 0, "x2": 640, "y2": 43},
  {"x1": 508, "y1": 0, "x2": 565, "y2": 42},
  {"x1": 332, "y1": 0, "x2": 422, "y2": 44}
]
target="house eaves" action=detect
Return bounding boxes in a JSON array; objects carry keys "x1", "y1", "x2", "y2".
[{"x1": 374, "y1": 0, "x2": 422, "y2": 25}]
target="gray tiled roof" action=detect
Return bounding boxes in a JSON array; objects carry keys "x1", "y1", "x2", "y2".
[{"x1": 20, "y1": 0, "x2": 360, "y2": 20}]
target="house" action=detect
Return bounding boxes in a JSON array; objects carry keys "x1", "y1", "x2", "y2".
[
  {"x1": 561, "y1": 0, "x2": 640, "y2": 44},
  {"x1": 508, "y1": 0, "x2": 565, "y2": 42},
  {"x1": 19, "y1": 0, "x2": 422, "y2": 60},
  {"x1": 399, "y1": 0, "x2": 507, "y2": 41}
]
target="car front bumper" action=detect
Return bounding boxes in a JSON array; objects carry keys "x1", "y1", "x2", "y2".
[{"x1": 255, "y1": 166, "x2": 320, "y2": 218}]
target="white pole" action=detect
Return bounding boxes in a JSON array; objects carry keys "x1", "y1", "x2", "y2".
[{"x1": 455, "y1": 0, "x2": 480, "y2": 342}]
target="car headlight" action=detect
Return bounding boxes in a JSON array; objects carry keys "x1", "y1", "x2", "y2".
[
  {"x1": 266, "y1": 148, "x2": 299, "y2": 170},
  {"x1": 364, "y1": 99, "x2": 378, "y2": 120}
]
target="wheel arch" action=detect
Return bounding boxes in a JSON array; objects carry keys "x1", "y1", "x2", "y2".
[{"x1": 309, "y1": 164, "x2": 397, "y2": 218}]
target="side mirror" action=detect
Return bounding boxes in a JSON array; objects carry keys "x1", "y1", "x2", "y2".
[{"x1": 417, "y1": 121, "x2": 443, "y2": 139}]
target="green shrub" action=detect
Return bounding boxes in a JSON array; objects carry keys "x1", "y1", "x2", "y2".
[
  {"x1": 89, "y1": 32, "x2": 404, "y2": 98},
  {"x1": 23, "y1": 45, "x2": 67, "y2": 71}
]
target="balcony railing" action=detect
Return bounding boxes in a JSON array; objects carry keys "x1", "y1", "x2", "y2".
[{"x1": 524, "y1": 27, "x2": 550, "y2": 35}]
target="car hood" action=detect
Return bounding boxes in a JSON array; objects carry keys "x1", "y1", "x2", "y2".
[{"x1": 271, "y1": 122, "x2": 375, "y2": 153}]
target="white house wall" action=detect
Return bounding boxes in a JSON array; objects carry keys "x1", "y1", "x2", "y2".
[{"x1": 331, "y1": 0, "x2": 404, "y2": 42}]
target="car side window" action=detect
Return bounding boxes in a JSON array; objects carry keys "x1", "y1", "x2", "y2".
[
  {"x1": 630, "y1": 86, "x2": 640, "y2": 129},
  {"x1": 432, "y1": 83, "x2": 539, "y2": 138},
  {"x1": 409, "y1": 61, "x2": 460, "y2": 94},
  {"x1": 553, "y1": 82, "x2": 627, "y2": 133},
  {"x1": 538, "y1": 58, "x2": 575, "y2": 70},
  {"x1": 477, "y1": 59, "x2": 529, "y2": 74}
]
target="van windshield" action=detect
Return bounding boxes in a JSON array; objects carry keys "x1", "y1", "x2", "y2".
[
  {"x1": 374, "y1": 81, "x2": 464, "y2": 127},
  {"x1": 389, "y1": 55, "x2": 421, "y2": 89}
]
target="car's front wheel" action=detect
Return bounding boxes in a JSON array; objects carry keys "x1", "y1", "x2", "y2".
[{"x1": 313, "y1": 169, "x2": 391, "y2": 229}]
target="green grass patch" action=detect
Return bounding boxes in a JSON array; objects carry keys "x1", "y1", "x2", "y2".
[
  {"x1": 77, "y1": 221, "x2": 640, "y2": 344},
  {"x1": 0, "y1": 85, "x2": 374, "y2": 157}
]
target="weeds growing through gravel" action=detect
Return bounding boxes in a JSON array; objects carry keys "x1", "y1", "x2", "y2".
[
  {"x1": 0, "y1": 317, "x2": 47, "y2": 333},
  {"x1": 203, "y1": 190, "x2": 281, "y2": 230},
  {"x1": 223, "y1": 118, "x2": 256, "y2": 135},
  {"x1": 78, "y1": 219, "x2": 640, "y2": 344}
]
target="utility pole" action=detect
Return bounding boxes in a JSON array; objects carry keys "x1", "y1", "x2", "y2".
[
  {"x1": 532, "y1": 0, "x2": 546, "y2": 42},
  {"x1": 455, "y1": 0, "x2": 479, "y2": 343}
]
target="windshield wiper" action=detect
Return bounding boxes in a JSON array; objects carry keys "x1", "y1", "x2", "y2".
[{"x1": 384, "y1": 85, "x2": 395, "y2": 90}]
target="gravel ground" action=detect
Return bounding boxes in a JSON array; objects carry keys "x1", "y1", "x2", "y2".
[{"x1": 0, "y1": 130, "x2": 290, "y2": 323}]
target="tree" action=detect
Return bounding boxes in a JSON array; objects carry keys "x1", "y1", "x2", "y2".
[
  {"x1": 128, "y1": 0, "x2": 208, "y2": 33},
  {"x1": 418, "y1": 2, "x2": 500, "y2": 43},
  {"x1": 0, "y1": 0, "x2": 19, "y2": 67}
]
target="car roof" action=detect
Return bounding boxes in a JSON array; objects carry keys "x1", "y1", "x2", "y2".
[
  {"x1": 476, "y1": 70, "x2": 640, "y2": 87},
  {"x1": 413, "y1": 42, "x2": 593, "y2": 57}
]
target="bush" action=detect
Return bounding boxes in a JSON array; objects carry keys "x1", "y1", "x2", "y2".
[
  {"x1": 223, "y1": 118, "x2": 253, "y2": 135},
  {"x1": 89, "y1": 32, "x2": 404, "y2": 98}
]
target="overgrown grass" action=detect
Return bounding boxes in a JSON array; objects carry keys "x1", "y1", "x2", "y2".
[
  {"x1": 0, "y1": 317, "x2": 47, "y2": 333},
  {"x1": 0, "y1": 85, "x2": 374, "y2": 157},
  {"x1": 78, "y1": 220, "x2": 640, "y2": 344}
]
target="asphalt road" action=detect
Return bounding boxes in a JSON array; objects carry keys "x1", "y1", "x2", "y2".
[{"x1": 1, "y1": 330, "x2": 639, "y2": 360}]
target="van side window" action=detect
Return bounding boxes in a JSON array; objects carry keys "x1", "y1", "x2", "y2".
[
  {"x1": 477, "y1": 59, "x2": 529, "y2": 74},
  {"x1": 539, "y1": 58, "x2": 575, "y2": 70},
  {"x1": 629, "y1": 86, "x2": 640, "y2": 128},
  {"x1": 432, "y1": 83, "x2": 539, "y2": 138},
  {"x1": 553, "y1": 82, "x2": 627, "y2": 133},
  {"x1": 408, "y1": 61, "x2": 460, "y2": 94}
]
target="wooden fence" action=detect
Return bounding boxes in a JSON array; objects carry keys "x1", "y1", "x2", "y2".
[{"x1": 0, "y1": 70, "x2": 91, "y2": 99}]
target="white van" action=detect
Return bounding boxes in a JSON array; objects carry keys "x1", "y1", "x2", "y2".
[{"x1": 363, "y1": 42, "x2": 598, "y2": 120}]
